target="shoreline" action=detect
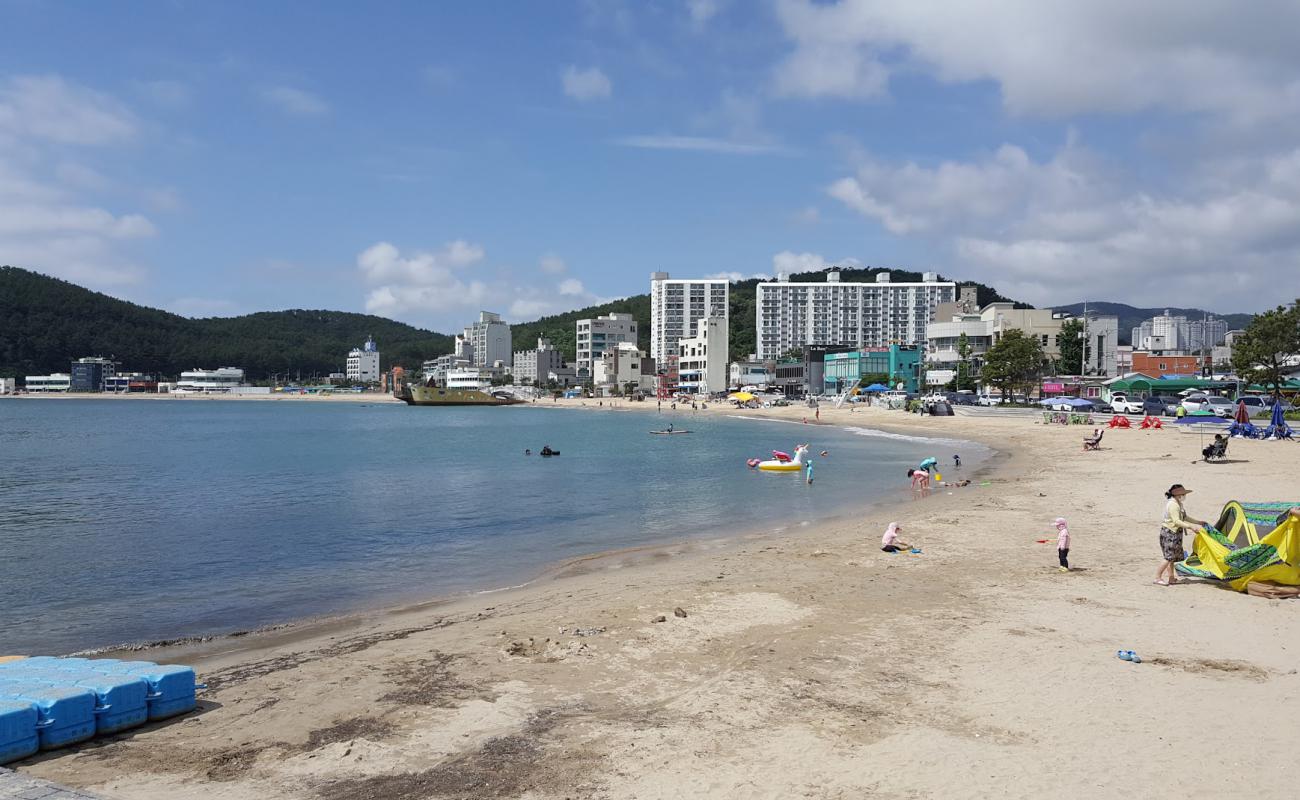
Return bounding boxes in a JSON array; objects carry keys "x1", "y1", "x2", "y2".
[
  {"x1": 59, "y1": 403, "x2": 1005, "y2": 660},
  {"x1": 0, "y1": 391, "x2": 403, "y2": 403},
  {"x1": 17, "y1": 400, "x2": 1300, "y2": 799}
]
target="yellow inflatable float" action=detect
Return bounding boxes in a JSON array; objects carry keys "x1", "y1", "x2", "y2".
[{"x1": 751, "y1": 444, "x2": 809, "y2": 472}]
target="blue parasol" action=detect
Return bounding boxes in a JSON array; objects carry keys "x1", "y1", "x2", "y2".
[{"x1": 1264, "y1": 400, "x2": 1293, "y2": 439}]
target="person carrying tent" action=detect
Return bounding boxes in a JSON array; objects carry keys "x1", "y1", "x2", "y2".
[{"x1": 1156, "y1": 484, "x2": 1208, "y2": 586}]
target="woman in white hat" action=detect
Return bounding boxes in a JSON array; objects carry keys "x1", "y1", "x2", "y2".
[{"x1": 1156, "y1": 484, "x2": 1207, "y2": 586}]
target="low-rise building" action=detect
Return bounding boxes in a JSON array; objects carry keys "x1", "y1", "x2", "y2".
[
  {"x1": 512, "y1": 338, "x2": 576, "y2": 386},
  {"x1": 176, "y1": 367, "x2": 247, "y2": 393},
  {"x1": 446, "y1": 366, "x2": 499, "y2": 391},
  {"x1": 422, "y1": 354, "x2": 471, "y2": 384},
  {"x1": 24, "y1": 373, "x2": 71, "y2": 392},
  {"x1": 593, "y1": 342, "x2": 648, "y2": 395},
  {"x1": 1131, "y1": 352, "x2": 1207, "y2": 378},
  {"x1": 0, "y1": 377, "x2": 14, "y2": 394},
  {"x1": 677, "y1": 316, "x2": 728, "y2": 395},
  {"x1": 346, "y1": 337, "x2": 381, "y2": 383},
  {"x1": 105, "y1": 373, "x2": 158, "y2": 393},
  {"x1": 70, "y1": 356, "x2": 117, "y2": 393},
  {"x1": 824, "y1": 346, "x2": 922, "y2": 394},
  {"x1": 773, "y1": 359, "x2": 806, "y2": 397},
  {"x1": 729, "y1": 357, "x2": 774, "y2": 391},
  {"x1": 925, "y1": 303, "x2": 1067, "y2": 387},
  {"x1": 576, "y1": 313, "x2": 638, "y2": 379}
]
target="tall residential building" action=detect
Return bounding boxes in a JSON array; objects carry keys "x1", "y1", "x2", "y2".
[
  {"x1": 649, "y1": 273, "x2": 729, "y2": 364},
  {"x1": 463, "y1": 311, "x2": 512, "y2": 369},
  {"x1": 512, "y1": 338, "x2": 576, "y2": 386},
  {"x1": 346, "y1": 336, "x2": 380, "y2": 383},
  {"x1": 755, "y1": 270, "x2": 957, "y2": 360},
  {"x1": 1130, "y1": 310, "x2": 1226, "y2": 353},
  {"x1": 576, "y1": 312, "x2": 638, "y2": 378},
  {"x1": 677, "y1": 316, "x2": 728, "y2": 394}
]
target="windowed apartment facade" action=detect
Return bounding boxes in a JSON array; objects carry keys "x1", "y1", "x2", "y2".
[
  {"x1": 755, "y1": 271, "x2": 956, "y2": 360},
  {"x1": 649, "y1": 273, "x2": 729, "y2": 364},
  {"x1": 575, "y1": 312, "x2": 637, "y2": 378}
]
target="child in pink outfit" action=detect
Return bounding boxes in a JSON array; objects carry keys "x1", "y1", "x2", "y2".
[{"x1": 1055, "y1": 517, "x2": 1071, "y2": 572}]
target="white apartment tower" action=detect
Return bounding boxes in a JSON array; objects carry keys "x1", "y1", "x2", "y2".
[
  {"x1": 677, "y1": 316, "x2": 729, "y2": 395},
  {"x1": 464, "y1": 311, "x2": 512, "y2": 369},
  {"x1": 755, "y1": 271, "x2": 956, "y2": 360},
  {"x1": 575, "y1": 312, "x2": 638, "y2": 377},
  {"x1": 649, "y1": 272, "x2": 729, "y2": 363},
  {"x1": 346, "y1": 336, "x2": 381, "y2": 382}
]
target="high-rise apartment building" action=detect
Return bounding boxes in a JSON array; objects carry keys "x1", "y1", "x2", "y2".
[
  {"x1": 463, "y1": 311, "x2": 512, "y2": 369},
  {"x1": 1130, "y1": 311, "x2": 1227, "y2": 353},
  {"x1": 649, "y1": 273, "x2": 729, "y2": 363},
  {"x1": 575, "y1": 312, "x2": 638, "y2": 378},
  {"x1": 756, "y1": 271, "x2": 956, "y2": 360}
]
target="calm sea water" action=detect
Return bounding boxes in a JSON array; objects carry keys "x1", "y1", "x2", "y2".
[{"x1": 0, "y1": 399, "x2": 988, "y2": 654}]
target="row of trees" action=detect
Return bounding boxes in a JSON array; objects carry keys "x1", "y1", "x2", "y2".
[{"x1": 1231, "y1": 300, "x2": 1300, "y2": 397}]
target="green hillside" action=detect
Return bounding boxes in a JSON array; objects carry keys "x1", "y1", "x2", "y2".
[{"x1": 0, "y1": 266, "x2": 454, "y2": 380}]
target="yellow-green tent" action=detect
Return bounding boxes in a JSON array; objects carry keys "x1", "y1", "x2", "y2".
[{"x1": 1177, "y1": 501, "x2": 1300, "y2": 591}]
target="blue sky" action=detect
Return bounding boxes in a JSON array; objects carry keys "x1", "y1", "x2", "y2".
[{"x1": 3, "y1": 1, "x2": 1298, "y2": 331}]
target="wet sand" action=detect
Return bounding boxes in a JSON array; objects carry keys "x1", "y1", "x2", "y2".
[{"x1": 14, "y1": 402, "x2": 1300, "y2": 799}]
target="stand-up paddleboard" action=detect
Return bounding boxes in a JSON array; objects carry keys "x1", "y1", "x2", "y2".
[{"x1": 650, "y1": 430, "x2": 691, "y2": 434}]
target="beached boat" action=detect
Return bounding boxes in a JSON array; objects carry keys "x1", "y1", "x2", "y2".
[{"x1": 399, "y1": 383, "x2": 524, "y2": 406}]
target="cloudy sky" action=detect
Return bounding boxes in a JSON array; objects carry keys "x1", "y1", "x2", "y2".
[{"x1": 3, "y1": 1, "x2": 1298, "y2": 330}]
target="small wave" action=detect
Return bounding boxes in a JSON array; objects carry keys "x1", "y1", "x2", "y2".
[{"x1": 724, "y1": 413, "x2": 968, "y2": 447}]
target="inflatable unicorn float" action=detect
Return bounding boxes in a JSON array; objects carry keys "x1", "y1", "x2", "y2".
[{"x1": 747, "y1": 443, "x2": 810, "y2": 472}]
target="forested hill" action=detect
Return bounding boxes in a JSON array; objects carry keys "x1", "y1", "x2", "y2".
[
  {"x1": 0, "y1": 266, "x2": 454, "y2": 379},
  {"x1": 1053, "y1": 302, "x2": 1254, "y2": 345},
  {"x1": 513, "y1": 266, "x2": 1019, "y2": 362}
]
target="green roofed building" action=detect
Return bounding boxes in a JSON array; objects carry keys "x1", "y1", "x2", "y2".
[{"x1": 823, "y1": 346, "x2": 922, "y2": 394}]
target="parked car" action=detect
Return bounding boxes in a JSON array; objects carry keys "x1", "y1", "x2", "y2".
[
  {"x1": 1141, "y1": 396, "x2": 1169, "y2": 416},
  {"x1": 1180, "y1": 394, "x2": 1210, "y2": 412},
  {"x1": 949, "y1": 393, "x2": 977, "y2": 406},
  {"x1": 1153, "y1": 395, "x2": 1182, "y2": 415},
  {"x1": 1238, "y1": 396, "x2": 1272, "y2": 417},
  {"x1": 1203, "y1": 396, "x2": 1235, "y2": 417},
  {"x1": 976, "y1": 394, "x2": 1003, "y2": 406},
  {"x1": 1108, "y1": 394, "x2": 1144, "y2": 414}
]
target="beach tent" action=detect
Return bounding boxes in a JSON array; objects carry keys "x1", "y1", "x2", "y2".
[
  {"x1": 863, "y1": 383, "x2": 889, "y2": 393},
  {"x1": 1177, "y1": 501, "x2": 1300, "y2": 591}
]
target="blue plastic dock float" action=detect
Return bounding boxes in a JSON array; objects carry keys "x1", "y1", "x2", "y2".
[
  {"x1": 0, "y1": 700, "x2": 39, "y2": 764},
  {"x1": 0, "y1": 681, "x2": 97, "y2": 750}
]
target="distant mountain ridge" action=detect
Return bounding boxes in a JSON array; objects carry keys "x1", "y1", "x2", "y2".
[{"x1": 1053, "y1": 302, "x2": 1254, "y2": 345}]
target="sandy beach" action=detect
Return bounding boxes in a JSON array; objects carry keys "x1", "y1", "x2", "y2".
[{"x1": 14, "y1": 401, "x2": 1300, "y2": 799}]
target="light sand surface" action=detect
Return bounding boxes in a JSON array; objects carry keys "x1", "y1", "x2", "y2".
[
  {"x1": 16, "y1": 401, "x2": 1300, "y2": 799},
  {"x1": 1, "y1": 392, "x2": 401, "y2": 403}
]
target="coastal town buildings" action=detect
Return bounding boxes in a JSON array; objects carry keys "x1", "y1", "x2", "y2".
[
  {"x1": 176, "y1": 368, "x2": 247, "y2": 393},
  {"x1": 422, "y1": 354, "x2": 470, "y2": 383},
  {"x1": 592, "y1": 341, "x2": 651, "y2": 395},
  {"x1": 463, "y1": 311, "x2": 512, "y2": 369},
  {"x1": 649, "y1": 273, "x2": 729, "y2": 365},
  {"x1": 576, "y1": 313, "x2": 637, "y2": 379},
  {"x1": 1131, "y1": 311, "x2": 1227, "y2": 354},
  {"x1": 676, "y1": 316, "x2": 728, "y2": 394},
  {"x1": 345, "y1": 337, "x2": 380, "y2": 383},
  {"x1": 1130, "y1": 352, "x2": 1207, "y2": 377},
  {"x1": 22, "y1": 373, "x2": 70, "y2": 391},
  {"x1": 824, "y1": 346, "x2": 923, "y2": 394},
  {"x1": 729, "y1": 357, "x2": 774, "y2": 390},
  {"x1": 924, "y1": 303, "x2": 1066, "y2": 387},
  {"x1": 446, "y1": 366, "x2": 497, "y2": 390},
  {"x1": 105, "y1": 373, "x2": 159, "y2": 392},
  {"x1": 755, "y1": 270, "x2": 957, "y2": 360},
  {"x1": 0, "y1": 377, "x2": 14, "y2": 394},
  {"x1": 512, "y1": 338, "x2": 576, "y2": 386},
  {"x1": 70, "y1": 356, "x2": 117, "y2": 392}
]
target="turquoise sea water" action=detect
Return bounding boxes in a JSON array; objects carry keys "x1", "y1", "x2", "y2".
[{"x1": 0, "y1": 399, "x2": 988, "y2": 654}]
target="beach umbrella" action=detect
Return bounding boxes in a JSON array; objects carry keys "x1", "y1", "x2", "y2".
[
  {"x1": 1266, "y1": 399, "x2": 1288, "y2": 439},
  {"x1": 1037, "y1": 397, "x2": 1057, "y2": 406},
  {"x1": 729, "y1": 391, "x2": 756, "y2": 402},
  {"x1": 1234, "y1": 400, "x2": 1250, "y2": 425},
  {"x1": 1065, "y1": 398, "x2": 1094, "y2": 408}
]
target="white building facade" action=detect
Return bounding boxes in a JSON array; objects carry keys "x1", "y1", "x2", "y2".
[
  {"x1": 464, "y1": 311, "x2": 512, "y2": 369},
  {"x1": 649, "y1": 273, "x2": 729, "y2": 364},
  {"x1": 924, "y1": 303, "x2": 1066, "y2": 387},
  {"x1": 346, "y1": 337, "x2": 381, "y2": 383},
  {"x1": 576, "y1": 312, "x2": 638, "y2": 378},
  {"x1": 755, "y1": 271, "x2": 956, "y2": 360},
  {"x1": 23, "y1": 373, "x2": 70, "y2": 392},
  {"x1": 677, "y1": 316, "x2": 729, "y2": 395},
  {"x1": 512, "y1": 338, "x2": 576, "y2": 386},
  {"x1": 592, "y1": 341, "x2": 648, "y2": 394},
  {"x1": 729, "y1": 358, "x2": 774, "y2": 390},
  {"x1": 176, "y1": 368, "x2": 247, "y2": 393}
]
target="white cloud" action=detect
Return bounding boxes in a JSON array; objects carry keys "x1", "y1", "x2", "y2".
[
  {"x1": 827, "y1": 140, "x2": 1300, "y2": 310},
  {"x1": 561, "y1": 66, "x2": 612, "y2": 101},
  {"x1": 134, "y1": 79, "x2": 191, "y2": 108},
  {"x1": 557, "y1": 278, "x2": 586, "y2": 296},
  {"x1": 260, "y1": 86, "x2": 330, "y2": 116},
  {"x1": 772, "y1": 251, "x2": 826, "y2": 275},
  {"x1": 0, "y1": 76, "x2": 155, "y2": 288},
  {"x1": 771, "y1": 0, "x2": 1300, "y2": 121},
  {"x1": 0, "y1": 75, "x2": 137, "y2": 145},
  {"x1": 616, "y1": 135, "x2": 788, "y2": 155},
  {"x1": 686, "y1": 0, "x2": 727, "y2": 30},
  {"x1": 539, "y1": 255, "x2": 567, "y2": 274}
]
